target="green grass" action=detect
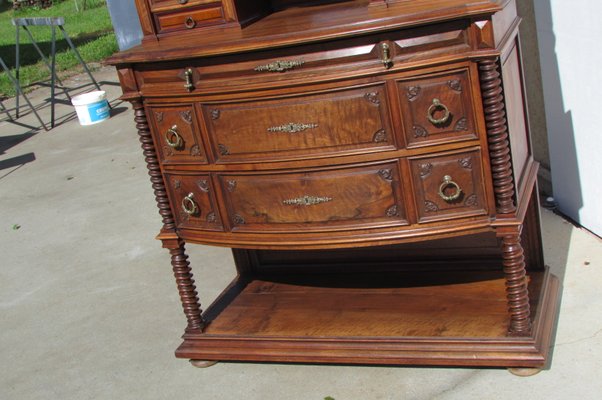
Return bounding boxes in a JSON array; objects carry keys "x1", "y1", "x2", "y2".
[{"x1": 0, "y1": 0, "x2": 118, "y2": 98}]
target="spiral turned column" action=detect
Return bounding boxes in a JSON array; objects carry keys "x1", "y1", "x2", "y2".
[
  {"x1": 130, "y1": 99, "x2": 204, "y2": 331},
  {"x1": 478, "y1": 58, "x2": 517, "y2": 214},
  {"x1": 131, "y1": 99, "x2": 175, "y2": 230},
  {"x1": 501, "y1": 233, "x2": 532, "y2": 336},
  {"x1": 169, "y1": 242, "x2": 205, "y2": 330}
]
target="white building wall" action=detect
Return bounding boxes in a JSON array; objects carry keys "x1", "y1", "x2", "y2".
[{"x1": 534, "y1": 0, "x2": 602, "y2": 236}]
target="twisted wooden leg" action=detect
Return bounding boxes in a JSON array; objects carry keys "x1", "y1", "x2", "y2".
[
  {"x1": 501, "y1": 233, "x2": 532, "y2": 336},
  {"x1": 168, "y1": 241, "x2": 205, "y2": 331}
]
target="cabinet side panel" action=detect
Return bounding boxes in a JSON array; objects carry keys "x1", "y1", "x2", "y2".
[{"x1": 501, "y1": 42, "x2": 530, "y2": 198}]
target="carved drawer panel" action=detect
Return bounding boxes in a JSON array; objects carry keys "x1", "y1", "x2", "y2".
[
  {"x1": 164, "y1": 173, "x2": 223, "y2": 231},
  {"x1": 409, "y1": 149, "x2": 488, "y2": 223},
  {"x1": 203, "y1": 84, "x2": 395, "y2": 162},
  {"x1": 397, "y1": 69, "x2": 477, "y2": 148},
  {"x1": 219, "y1": 162, "x2": 408, "y2": 232},
  {"x1": 148, "y1": 105, "x2": 208, "y2": 164},
  {"x1": 154, "y1": 3, "x2": 226, "y2": 34}
]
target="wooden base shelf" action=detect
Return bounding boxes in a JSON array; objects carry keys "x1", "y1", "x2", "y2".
[{"x1": 176, "y1": 267, "x2": 560, "y2": 368}]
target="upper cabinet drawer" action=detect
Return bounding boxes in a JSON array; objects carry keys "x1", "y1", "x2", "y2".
[
  {"x1": 148, "y1": 105, "x2": 208, "y2": 164},
  {"x1": 149, "y1": 0, "x2": 212, "y2": 12},
  {"x1": 154, "y1": 3, "x2": 226, "y2": 34},
  {"x1": 203, "y1": 84, "x2": 396, "y2": 163},
  {"x1": 396, "y1": 69, "x2": 478, "y2": 148},
  {"x1": 134, "y1": 21, "x2": 470, "y2": 95},
  {"x1": 219, "y1": 162, "x2": 408, "y2": 233}
]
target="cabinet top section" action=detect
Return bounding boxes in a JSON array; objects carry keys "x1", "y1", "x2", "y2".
[{"x1": 107, "y1": 0, "x2": 509, "y2": 65}]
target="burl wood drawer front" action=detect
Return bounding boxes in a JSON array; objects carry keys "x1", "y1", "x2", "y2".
[
  {"x1": 154, "y1": 3, "x2": 225, "y2": 34},
  {"x1": 219, "y1": 162, "x2": 408, "y2": 232},
  {"x1": 397, "y1": 69, "x2": 477, "y2": 148},
  {"x1": 203, "y1": 85, "x2": 395, "y2": 162},
  {"x1": 164, "y1": 173, "x2": 223, "y2": 231},
  {"x1": 148, "y1": 105, "x2": 208, "y2": 164},
  {"x1": 409, "y1": 150, "x2": 488, "y2": 223}
]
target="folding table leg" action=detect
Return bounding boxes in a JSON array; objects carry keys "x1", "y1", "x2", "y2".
[
  {"x1": 15, "y1": 24, "x2": 20, "y2": 119},
  {"x1": 0, "y1": 57, "x2": 48, "y2": 131},
  {"x1": 22, "y1": 26, "x2": 72, "y2": 103},
  {"x1": 50, "y1": 25, "x2": 56, "y2": 129}
]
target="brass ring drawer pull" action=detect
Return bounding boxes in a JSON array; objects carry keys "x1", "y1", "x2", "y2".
[
  {"x1": 254, "y1": 60, "x2": 305, "y2": 73},
  {"x1": 165, "y1": 125, "x2": 183, "y2": 149},
  {"x1": 283, "y1": 195, "x2": 333, "y2": 206},
  {"x1": 267, "y1": 122, "x2": 318, "y2": 134},
  {"x1": 427, "y1": 98, "x2": 451, "y2": 125},
  {"x1": 381, "y1": 42, "x2": 393, "y2": 69},
  {"x1": 438, "y1": 175, "x2": 462, "y2": 202},
  {"x1": 182, "y1": 192, "x2": 198, "y2": 215},
  {"x1": 184, "y1": 16, "x2": 196, "y2": 29}
]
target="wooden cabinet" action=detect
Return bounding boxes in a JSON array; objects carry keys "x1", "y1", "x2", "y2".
[{"x1": 109, "y1": 0, "x2": 560, "y2": 371}]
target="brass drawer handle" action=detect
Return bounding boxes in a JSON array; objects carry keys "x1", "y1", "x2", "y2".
[
  {"x1": 178, "y1": 0, "x2": 189, "y2": 4},
  {"x1": 438, "y1": 175, "x2": 462, "y2": 202},
  {"x1": 381, "y1": 42, "x2": 393, "y2": 69},
  {"x1": 254, "y1": 60, "x2": 305, "y2": 73},
  {"x1": 184, "y1": 68, "x2": 194, "y2": 92},
  {"x1": 182, "y1": 192, "x2": 199, "y2": 215},
  {"x1": 268, "y1": 122, "x2": 318, "y2": 134},
  {"x1": 283, "y1": 195, "x2": 333, "y2": 206},
  {"x1": 184, "y1": 16, "x2": 196, "y2": 29},
  {"x1": 427, "y1": 98, "x2": 451, "y2": 125},
  {"x1": 165, "y1": 125, "x2": 183, "y2": 149}
]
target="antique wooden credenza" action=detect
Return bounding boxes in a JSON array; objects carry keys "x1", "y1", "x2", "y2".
[{"x1": 108, "y1": 0, "x2": 560, "y2": 372}]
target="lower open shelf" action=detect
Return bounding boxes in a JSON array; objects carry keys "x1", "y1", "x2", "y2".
[{"x1": 176, "y1": 268, "x2": 560, "y2": 368}]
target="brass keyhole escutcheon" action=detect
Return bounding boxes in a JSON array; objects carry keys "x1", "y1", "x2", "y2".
[{"x1": 185, "y1": 16, "x2": 196, "y2": 29}]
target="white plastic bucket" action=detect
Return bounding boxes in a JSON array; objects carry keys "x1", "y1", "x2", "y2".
[{"x1": 71, "y1": 91, "x2": 110, "y2": 126}]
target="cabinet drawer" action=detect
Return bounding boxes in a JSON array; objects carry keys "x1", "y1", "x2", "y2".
[
  {"x1": 154, "y1": 3, "x2": 225, "y2": 34},
  {"x1": 164, "y1": 173, "x2": 223, "y2": 231},
  {"x1": 149, "y1": 0, "x2": 211, "y2": 11},
  {"x1": 135, "y1": 21, "x2": 470, "y2": 95},
  {"x1": 204, "y1": 84, "x2": 395, "y2": 162},
  {"x1": 409, "y1": 150, "x2": 488, "y2": 223},
  {"x1": 397, "y1": 69, "x2": 477, "y2": 148},
  {"x1": 148, "y1": 105, "x2": 208, "y2": 164},
  {"x1": 219, "y1": 162, "x2": 408, "y2": 232}
]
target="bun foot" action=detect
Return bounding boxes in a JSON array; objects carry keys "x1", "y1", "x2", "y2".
[
  {"x1": 508, "y1": 367, "x2": 542, "y2": 377},
  {"x1": 190, "y1": 360, "x2": 218, "y2": 368}
]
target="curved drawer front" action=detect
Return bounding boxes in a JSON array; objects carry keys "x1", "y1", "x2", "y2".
[
  {"x1": 203, "y1": 84, "x2": 395, "y2": 162},
  {"x1": 164, "y1": 173, "x2": 224, "y2": 231},
  {"x1": 397, "y1": 69, "x2": 477, "y2": 148},
  {"x1": 219, "y1": 162, "x2": 408, "y2": 232},
  {"x1": 148, "y1": 105, "x2": 208, "y2": 164},
  {"x1": 409, "y1": 149, "x2": 488, "y2": 223}
]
